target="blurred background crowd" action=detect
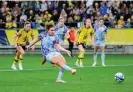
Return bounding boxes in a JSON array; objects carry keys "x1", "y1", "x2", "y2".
[{"x1": 0, "y1": 0, "x2": 133, "y2": 29}]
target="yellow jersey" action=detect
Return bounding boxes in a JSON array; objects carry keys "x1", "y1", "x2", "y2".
[
  {"x1": 16, "y1": 28, "x2": 33, "y2": 46},
  {"x1": 77, "y1": 26, "x2": 93, "y2": 45}
]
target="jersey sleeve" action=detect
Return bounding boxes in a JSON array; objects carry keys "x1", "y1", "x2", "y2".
[
  {"x1": 38, "y1": 32, "x2": 44, "y2": 40},
  {"x1": 16, "y1": 29, "x2": 23, "y2": 36},
  {"x1": 90, "y1": 28, "x2": 94, "y2": 34},
  {"x1": 31, "y1": 30, "x2": 34, "y2": 36},
  {"x1": 64, "y1": 25, "x2": 68, "y2": 33},
  {"x1": 53, "y1": 37, "x2": 59, "y2": 44}
]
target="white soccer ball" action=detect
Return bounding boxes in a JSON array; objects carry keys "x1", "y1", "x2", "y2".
[{"x1": 114, "y1": 72, "x2": 124, "y2": 82}]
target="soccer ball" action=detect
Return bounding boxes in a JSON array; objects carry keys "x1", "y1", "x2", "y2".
[{"x1": 114, "y1": 72, "x2": 124, "y2": 83}]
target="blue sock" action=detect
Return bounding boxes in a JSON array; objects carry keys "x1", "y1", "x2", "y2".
[
  {"x1": 93, "y1": 52, "x2": 97, "y2": 64},
  {"x1": 101, "y1": 52, "x2": 105, "y2": 65},
  {"x1": 63, "y1": 64, "x2": 72, "y2": 71},
  {"x1": 57, "y1": 69, "x2": 65, "y2": 80}
]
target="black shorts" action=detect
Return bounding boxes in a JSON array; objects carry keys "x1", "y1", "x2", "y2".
[
  {"x1": 16, "y1": 44, "x2": 26, "y2": 53},
  {"x1": 77, "y1": 43, "x2": 86, "y2": 48}
]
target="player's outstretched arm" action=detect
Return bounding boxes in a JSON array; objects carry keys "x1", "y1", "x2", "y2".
[
  {"x1": 31, "y1": 32, "x2": 35, "y2": 51},
  {"x1": 89, "y1": 32, "x2": 94, "y2": 45},
  {"x1": 27, "y1": 38, "x2": 40, "y2": 50},
  {"x1": 13, "y1": 32, "x2": 20, "y2": 48},
  {"x1": 55, "y1": 44, "x2": 71, "y2": 57}
]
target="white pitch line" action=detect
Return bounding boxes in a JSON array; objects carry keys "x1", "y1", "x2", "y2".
[{"x1": 0, "y1": 64, "x2": 133, "y2": 72}]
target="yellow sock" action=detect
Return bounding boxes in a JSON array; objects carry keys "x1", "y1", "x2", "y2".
[
  {"x1": 79, "y1": 58, "x2": 83, "y2": 65},
  {"x1": 76, "y1": 52, "x2": 82, "y2": 63},
  {"x1": 78, "y1": 51, "x2": 85, "y2": 65},
  {"x1": 19, "y1": 55, "x2": 23, "y2": 63},
  {"x1": 76, "y1": 58, "x2": 80, "y2": 63},
  {"x1": 13, "y1": 56, "x2": 19, "y2": 65}
]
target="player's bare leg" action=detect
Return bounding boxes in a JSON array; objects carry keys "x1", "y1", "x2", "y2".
[{"x1": 51, "y1": 55, "x2": 76, "y2": 83}]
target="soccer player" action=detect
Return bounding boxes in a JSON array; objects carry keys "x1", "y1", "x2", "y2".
[
  {"x1": 54, "y1": 17, "x2": 69, "y2": 45},
  {"x1": 75, "y1": 19, "x2": 93, "y2": 67},
  {"x1": 41, "y1": 17, "x2": 69, "y2": 65},
  {"x1": 92, "y1": 19, "x2": 108, "y2": 67},
  {"x1": 27, "y1": 25, "x2": 76, "y2": 83},
  {"x1": 11, "y1": 21, "x2": 34, "y2": 70}
]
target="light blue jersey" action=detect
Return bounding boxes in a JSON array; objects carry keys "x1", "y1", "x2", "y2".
[
  {"x1": 94, "y1": 25, "x2": 107, "y2": 46},
  {"x1": 38, "y1": 32, "x2": 61, "y2": 61},
  {"x1": 54, "y1": 24, "x2": 68, "y2": 44}
]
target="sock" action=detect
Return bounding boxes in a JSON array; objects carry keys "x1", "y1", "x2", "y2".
[
  {"x1": 13, "y1": 56, "x2": 19, "y2": 65},
  {"x1": 76, "y1": 58, "x2": 80, "y2": 63},
  {"x1": 57, "y1": 69, "x2": 65, "y2": 80},
  {"x1": 19, "y1": 55, "x2": 23, "y2": 64},
  {"x1": 78, "y1": 51, "x2": 85, "y2": 65},
  {"x1": 79, "y1": 58, "x2": 83, "y2": 65},
  {"x1": 101, "y1": 52, "x2": 105, "y2": 65},
  {"x1": 93, "y1": 52, "x2": 97, "y2": 64},
  {"x1": 63, "y1": 64, "x2": 72, "y2": 71}
]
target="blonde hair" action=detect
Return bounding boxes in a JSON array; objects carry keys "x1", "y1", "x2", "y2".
[{"x1": 24, "y1": 21, "x2": 31, "y2": 26}]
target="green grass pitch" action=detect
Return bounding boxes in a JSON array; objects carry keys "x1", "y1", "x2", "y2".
[{"x1": 0, "y1": 54, "x2": 133, "y2": 92}]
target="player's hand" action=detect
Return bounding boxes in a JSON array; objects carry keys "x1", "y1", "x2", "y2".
[
  {"x1": 66, "y1": 50, "x2": 71, "y2": 57},
  {"x1": 31, "y1": 46, "x2": 35, "y2": 51}
]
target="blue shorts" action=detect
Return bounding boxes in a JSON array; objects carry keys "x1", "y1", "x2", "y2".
[
  {"x1": 94, "y1": 41, "x2": 105, "y2": 46},
  {"x1": 45, "y1": 52, "x2": 61, "y2": 62}
]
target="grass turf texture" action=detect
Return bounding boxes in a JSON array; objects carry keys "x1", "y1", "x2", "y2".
[{"x1": 0, "y1": 54, "x2": 133, "y2": 92}]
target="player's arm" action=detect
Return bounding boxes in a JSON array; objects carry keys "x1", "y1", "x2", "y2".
[
  {"x1": 105, "y1": 31, "x2": 109, "y2": 40},
  {"x1": 77, "y1": 29, "x2": 84, "y2": 44},
  {"x1": 55, "y1": 44, "x2": 71, "y2": 57},
  {"x1": 30, "y1": 31, "x2": 35, "y2": 51},
  {"x1": 89, "y1": 29, "x2": 94, "y2": 45},
  {"x1": 31, "y1": 31, "x2": 34, "y2": 40},
  {"x1": 105, "y1": 27, "x2": 109, "y2": 40},
  {"x1": 13, "y1": 31, "x2": 21, "y2": 48},
  {"x1": 74, "y1": 30, "x2": 77, "y2": 45},
  {"x1": 27, "y1": 38, "x2": 40, "y2": 50}
]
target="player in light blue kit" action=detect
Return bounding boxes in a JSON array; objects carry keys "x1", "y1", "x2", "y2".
[
  {"x1": 27, "y1": 25, "x2": 76, "y2": 83},
  {"x1": 41, "y1": 17, "x2": 69, "y2": 65},
  {"x1": 54, "y1": 17, "x2": 69, "y2": 44},
  {"x1": 92, "y1": 19, "x2": 108, "y2": 67}
]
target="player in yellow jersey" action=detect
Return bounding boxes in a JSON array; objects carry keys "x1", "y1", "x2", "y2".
[
  {"x1": 11, "y1": 21, "x2": 34, "y2": 70},
  {"x1": 75, "y1": 19, "x2": 94, "y2": 67}
]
